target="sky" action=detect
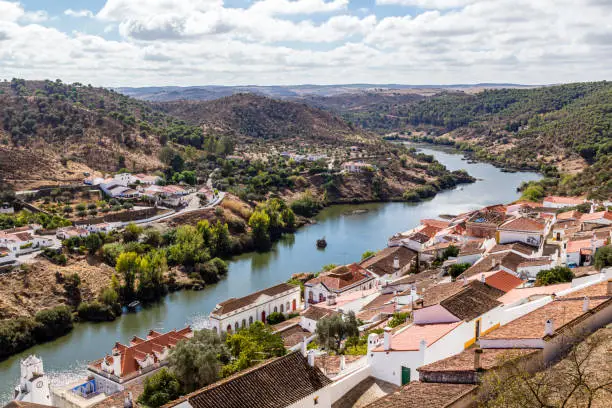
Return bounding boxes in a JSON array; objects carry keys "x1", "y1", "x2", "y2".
[{"x1": 0, "y1": 0, "x2": 611, "y2": 87}]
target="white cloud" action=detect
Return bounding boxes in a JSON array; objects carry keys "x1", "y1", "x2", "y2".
[
  {"x1": 0, "y1": 0, "x2": 611, "y2": 86},
  {"x1": 64, "y1": 9, "x2": 95, "y2": 18},
  {"x1": 375, "y1": 0, "x2": 478, "y2": 8}
]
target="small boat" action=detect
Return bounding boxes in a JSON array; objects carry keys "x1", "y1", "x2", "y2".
[
  {"x1": 127, "y1": 301, "x2": 141, "y2": 309},
  {"x1": 316, "y1": 237, "x2": 327, "y2": 248}
]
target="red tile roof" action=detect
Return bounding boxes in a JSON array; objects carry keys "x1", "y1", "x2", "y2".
[
  {"x1": 544, "y1": 196, "x2": 585, "y2": 205},
  {"x1": 580, "y1": 211, "x2": 612, "y2": 222},
  {"x1": 485, "y1": 271, "x2": 524, "y2": 293},
  {"x1": 212, "y1": 283, "x2": 299, "y2": 315},
  {"x1": 557, "y1": 210, "x2": 583, "y2": 221},
  {"x1": 418, "y1": 348, "x2": 539, "y2": 373},
  {"x1": 372, "y1": 322, "x2": 462, "y2": 352},
  {"x1": 360, "y1": 246, "x2": 417, "y2": 277},
  {"x1": 499, "y1": 217, "x2": 545, "y2": 232},
  {"x1": 91, "y1": 327, "x2": 192, "y2": 379},
  {"x1": 566, "y1": 239, "x2": 594, "y2": 253},
  {"x1": 365, "y1": 382, "x2": 476, "y2": 408},
  {"x1": 421, "y1": 219, "x2": 451, "y2": 229},
  {"x1": 305, "y1": 263, "x2": 373, "y2": 291}
]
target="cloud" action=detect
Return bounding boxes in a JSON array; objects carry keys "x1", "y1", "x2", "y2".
[
  {"x1": 64, "y1": 9, "x2": 95, "y2": 18},
  {"x1": 0, "y1": 0, "x2": 611, "y2": 86}
]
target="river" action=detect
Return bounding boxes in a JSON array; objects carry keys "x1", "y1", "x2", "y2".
[{"x1": 0, "y1": 145, "x2": 541, "y2": 401}]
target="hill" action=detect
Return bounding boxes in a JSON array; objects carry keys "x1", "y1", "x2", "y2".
[
  {"x1": 336, "y1": 82, "x2": 612, "y2": 199},
  {"x1": 154, "y1": 93, "x2": 362, "y2": 144}
]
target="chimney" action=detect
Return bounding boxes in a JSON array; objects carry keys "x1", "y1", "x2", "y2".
[
  {"x1": 544, "y1": 319, "x2": 554, "y2": 336},
  {"x1": 491, "y1": 259, "x2": 496, "y2": 268},
  {"x1": 340, "y1": 355, "x2": 346, "y2": 371},
  {"x1": 301, "y1": 336, "x2": 308, "y2": 356},
  {"x1": 474, "y1": 348, "x2": 483, "y2": 371},
  {"x1": 124, "y1": 392, "x2": 133, "y2": 408},
  {"x1": 326, "y1": 294, "x2": 336, "y2": 306},
  {"x1": 607, "y1": 279, "x2": 612, "y2": 296},
  {"x1": 419, "y1": 339, "x2": 427, "y2": 353},
  {"x1": 462, "y1": 275, "x2": 468, "y2": 286},
  {"x1": 393, "y1": 255, "x2": 400, "y2": 270},
  {"x1": 481, "y1": 273, "x2": 486, "y2": 283},
  {"x1": 383, "y1": 327, "x2": 392, "y2": 351},
  {"x1": 367, "y1": 333, "x2": 380, "y2": 353},
  {"x1": 583, "y1": 296, "x2": 590, "y2": 312},
  {"x1": 307, "y1": 350, "x2": 316, "y2": 367},
  {"x1": 410, "y1": 285, "x2": 417, "y2": 298}
]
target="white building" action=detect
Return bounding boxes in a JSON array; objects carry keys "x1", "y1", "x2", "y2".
[
  {"x1": 359, "y1": 246, "x2": 417, "y2": 283},
  {"x1": 209, "y1": 283, "x2": 301, "y2": 333},
  {"x1": 497, "y1": 217, "x2": 547, "y2": 247},
  {"x1": 304, "y1": 264, "x2": 375, "y2": 306},
  {"x1": 13, "y1": 355, "x2": 52, "y2": 406},
  {"x1": 542, "y1": 196, "x2": 586, "y2": 209},
  {"x1": 0, "y1": 203, "x2": 15, "y2": 214}
]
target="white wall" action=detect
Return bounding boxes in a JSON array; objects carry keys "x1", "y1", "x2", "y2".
[
  {"x1": 328, "y1": 365, "x2": 371, "y2": 404},
  {"x1": 456, "y1": 253, "x2": 482, "y2": 265},
  {"x1": 413, "y1": 305, "x2": 460, "y2": 324},
  {"x1": 517, "y1": 262, "x2": 554, "y2": 279},
  {"x1": 368, "y1": 349, "x2": 424, "y2": 386},
  {"x1": 287, "y1": 386, "x2": 333, "y2": 408},
  {"x1": 499, "y1": 230, "x2": 542, "y2": 246}
]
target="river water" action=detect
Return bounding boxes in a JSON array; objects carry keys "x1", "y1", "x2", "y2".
[{"x1": 0, "y1": 146, "x2": 541, "y2": 400}]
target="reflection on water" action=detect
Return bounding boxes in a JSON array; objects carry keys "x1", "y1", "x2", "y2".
[{"x1": 0, "y1": 145, "x2": 541, "y2": 402}]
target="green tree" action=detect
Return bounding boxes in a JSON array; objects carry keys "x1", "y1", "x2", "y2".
[
  {"x1": 222, "y1": 322, "x2": 286, "y2": 376},
  {"x1": 211, "y1": 221, "x2": 231, "y2": 257},
  {"x1": 361, "y1": 250, "x2": 376, "y2": 260},
  {"x1": 84, "y1": 233, "x2": 103, "y2": 255},
  {"x1": 448, "y1": 263, "x2": 471, "y2": 278},
  {"x1": 167, "y1": 225, "x2": 208, "y2": 267},
  {"x1": 594, "y1": 246, "x2": 612, "y2": 270},
  {"x1": 116, "y1": 252, "x2": 140, "y2": 300},
  {"x1": 249, "y1": 210, "x2": 271, "y2": 250},
  {"x1": 315, "y1": 311, "x2": 359, "y2": 354},
  {"x1": 138, "y1": 368, "x2": 182, "y2": 408},
  {"x1": 123, "y1": 223, "x2": 143, "y2": 243},
  {"x1": 168, "y1": 329, "x2": 229, "y2": 392},
  {"x1": 536, "y1": 266, "x2": 574, "y2": 286}
]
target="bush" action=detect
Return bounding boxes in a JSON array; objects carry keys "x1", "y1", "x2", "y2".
[
  {"x1": 138, "y1": 368, "x2": 182, "y2": 408},
  {"x1": 388, "y1": 312, "x2": 409, "y2": 328},
  {"x1": 87, "y1": 203, "x2": 97, "y2": 210},
  {"x1": 536, "y1": 266, "x2": 574, "y2": 286},
  {"x1": 594, "y1": 246, "x2": 612, "y2": 270},
  {"x1": 290, "y1": 192, "x2": 323, "y2": 217},
  {"x1": 34, "y1": 306, "x2": 73, "y2": 341},
  {"x1": 448, "y1": 263, "x2": 471, "y2": 278},
  {"x1": 266, "y1": 312, "x2": 286, "y2": 325},
  {"x1": 77, "y1": 301, "x2": 118, "y2": 322},
  {"x1": 402, "y1": 191, "x2": 421, "y2": 202}
]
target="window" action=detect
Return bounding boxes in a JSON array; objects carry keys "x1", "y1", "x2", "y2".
[
  {"x1": 314, "y1": 396, "x2": 319, "y2": 405},
  {"x1": 308, "y1": 291, "x2": 314, "y2": 301},
  {"x1": 319, "y1": 293, "x2": 324, "y2": 302},
  {"x1": 286, "y1": 302, "x2": 290, "y2": 311},
  {"x1": 249, "y1": 316, "x2": 253, "y2": 325},
  {"x1": 226, "y1": 324, "x2": 232, "y2": 333},
  {"x1": 274, "y1": 306, "x2": 278, "y2": 313},
  {"x1": 242, "y1": 319, "x2": 246, "y2": 328},
  {"x1": 235, "y1": 322, "x2": 239, "y2": 331},
  {"x1": 280, "y1": 304, "x2": 284, "y2": 313}
]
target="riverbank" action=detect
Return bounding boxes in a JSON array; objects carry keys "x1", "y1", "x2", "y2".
[{"x1": 0, "y1": 146, "x2": 542, "y2": 402}]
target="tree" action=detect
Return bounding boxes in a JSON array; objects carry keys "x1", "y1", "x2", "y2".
[
  {"x1": 361, "y1": 250, "x2": 376, "y2": 260},
  {"x1": 84, "y1": 233, "x2": 103, "y2": 255},
  {"x1": 594, "y1": 246, "x2": 612, "y2": 270},
  {"x1": 448, "y1": 263, "x2": 471, "y2": 278},
  {"x1": 266, "y1": 312, "x2": 286, "y2": 325},
  {"x1": 536, "y1": 266, "x2": 574, "y2": 286},
  {"x1": 222, "y1": 322, "x2": 286, "y2": 376},
  {"x1": 315, "y1": 311, "x2": 359, "y2": 354},
  {"x1": 211, "y1": 221, "x2": 231, "y2": 256},
  {"x1": 123, "y1": 223, "x2": 143, "y2": 243},
  {"x1": 478, "y1": 329, "x2": 612, "y2": 407},
  {"x1": 138, "y1": 368, "x2": 182, "y2": 408},
  {"x1": 168, "y1": 329, "x2": 229, "y2": 392},
  {"x1": 249, "y1": 210, "x2": 271, "y2": 250},
  {"x1": 167, "y1": 225, "x2": 208, "y2": 267},
  {"x1": 143, "y1": 229, "x2": 163, "y2": 248},
  {"x1": 116, "y1": 251, "x2": 140, "y2": 299}
]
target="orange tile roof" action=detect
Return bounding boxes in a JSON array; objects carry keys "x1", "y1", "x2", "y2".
[
  {"x1": 499, "y1": 217, "x2": 545, "y2": 232},
  {"x1": 418, "y1": 348, "x2": 540, "y2": 373},
  {"x1": 566, "y1": 239, "x2": 594, "y2": 253},
  {"x1": 580, "y1": 211, "x2": 612, "y2": 222},
  {"x1": 365, "y1": 382, "x2": 476, "y2": 408},
  {"x1": 372, "y1": 322, "x2": 462, "y2": 352},
  {"x1": 306, "y1": 263, "x2": 373, "y2": 291},
  {"x1": 559, "y1": 281, "x2": 610, "y2": 299},
  {"x1": 485, "y1": 271, "x2": 524, "y2": 293},
  {"x1": 418, "y1": 225, "x2": 442, "y2": 239},
  {"x1": 544, "y1": 196, "x2": 585, "y2": 205},
  {"x1": 421, "y1": 219, "x2": 451, "y2": 229},
  {"x1": 497, "y1": 283, "x2": 571, "y2": 305},
  {"x1": 557, "y1": 210, "x2": 583, "y2": 221},
  {"x1": 91, "y1": 327, "x2": 192, "y2": 379},
  {"x1": 481, "y1": 298, "x2": 610, "y2": 340}
]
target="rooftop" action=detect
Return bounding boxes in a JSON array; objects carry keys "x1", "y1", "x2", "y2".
[
  {"x1": 372, "y1": 322, "x2": 462, "y2": 352},
  {"x1": 440, "y1": 284, "x2": 503, "y2": 321},
  {"x1": 301, "y1": 305, "x2": 338, "y2": 321},
  {"x1": 360, "y1": 246, "x2": 417, "y2": 277},
  {"x1": 305, "y1": 263, "x2": 373, "y2": 291},
  {"x1": 164, "y1": 352, "x2": 332, "y2": 408},
  {"x1": 481, "y1": 297, "x2": 610, "y2": 340},
  {"x1": 212, "y1": 283, "x2": 298, "y2": 316},
  {"x1": 365, "y1": 382, "x2": 477, "y2": 408},
  {"x1": 497, "y1": 283, "x2": 572, "y2": 305},
  {"x1": 581, "y1": 211, "x2": 612, "y2": 222},
  {"x1": 566, "y1": 239, "x2": 594, "y2": 253},
  {"x1": 489, "y1": 242, "x2": 537, "y2": 256},
  {"x1": 543, "y1": 196, "x2": 585, "y2": 205},
  {"x1": 462, "y1": 251, "x2": 529, "y2": 277},
  {"x1": 484, "y1": 270, "x2": 524, "y2": 293},
  {"x1": 498, "y1": 217, "x2": 546, "y2": 232},
  {"x1": 418, "y1": 348, "x2": 540, "y2": 373}
]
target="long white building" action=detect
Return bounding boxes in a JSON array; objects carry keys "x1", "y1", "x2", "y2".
[{"x1": 209, "y1": 283, "x2": 302, "y2": 333}]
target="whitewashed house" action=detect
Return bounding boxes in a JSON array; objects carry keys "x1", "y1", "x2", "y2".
[
  {"x1": 13, "y1": 355, "x2": 52, "y2": 405},
  {"x1": 359, "y1": 246, "x2": 417, "y2": 283},
  {"x1": 542, "y1": 196, "x2": 586, "y2": 209},
  {"x1": 497, "y1": 217, "x2": 548, "y2": 247},
  {"x1": 209, "y1": 283, "x2": 302, "y2": 333},
  {"x1": 304, "y1": 264, "x2": 375, "y2": 306}
]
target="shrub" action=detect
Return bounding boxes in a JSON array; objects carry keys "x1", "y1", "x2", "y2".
[
  {"x1": 76, "y1": 203, "x2": 86, "y2": 211},
  {"x1": 448, "y1": 263, "x2": 471, "y2": 278},
  {"x1": 388, "y1": 312, "x2": 409, "y2": 328},
  {"x1": 87, "y1": 203, "x2": 97, "y2": 210},
  {"x1": 402, "y1": 191, "x2": 421, "y2": 202},
  {"x1": 138, "y1": 368, "x2": 182, "y2": 408},
  {"x1": 266, "y1": 312, "x2": 286, "y2": 325},
  {"x1": 536, "y1": 266, "x2": 574, "y2": 286},
  {"x1": 34, "y1": 306, "x2": 73, "y2": 341},
  {"x1": 594, "y1": 246, "x2": 612, "y2": 270},
  {"x1": 290, "y1": 192, "x2": 323, "y2": 217},
  {"x1": 77, "y1": 301, "x2": 117, "y2": 322}
]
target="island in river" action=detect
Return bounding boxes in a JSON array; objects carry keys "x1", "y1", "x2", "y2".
[{"x1": 0, "y1": 145, "x2": 541, "y2": 402}]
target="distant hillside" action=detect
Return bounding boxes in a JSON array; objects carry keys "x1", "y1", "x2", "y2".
[
  {"x1": 117, "y1": 84, "x2": 535, "y2": 102},
  {"x1": 155, "y1": 93, "x2": 363, "y2": 143},
  {"x1": 345, "y1": 81, "x2": 612, "y2": 199}
]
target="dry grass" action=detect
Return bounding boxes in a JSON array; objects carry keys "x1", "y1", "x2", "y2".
[{"x1": 221, "y1": 196, "x2": 253, "y2": 220}]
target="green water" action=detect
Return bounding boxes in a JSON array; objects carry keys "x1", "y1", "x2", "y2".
[{"x1": 0, "y1": 146, "x2": 541, "y2": 400}]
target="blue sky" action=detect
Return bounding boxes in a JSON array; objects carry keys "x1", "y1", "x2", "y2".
[{"x1": 1, "y1": 0, "x2": 610, "y2": 86}]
